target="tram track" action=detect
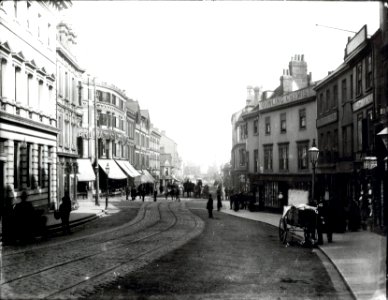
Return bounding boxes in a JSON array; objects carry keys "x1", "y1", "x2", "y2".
[
  {"x1": 2, "y1": 202, "x2": 152, "y2": 258},
  {"x1": 1, "y1": 202, "x2": 205, "y2": 300},
  {"x1": 1, "y1": 202, "x2": 165, "y2": 282}
]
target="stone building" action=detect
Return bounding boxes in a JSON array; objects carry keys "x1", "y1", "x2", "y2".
[
  {"x1": 84, "y1": 79, "x2": 130, "y2": 194},
  {"x1": 253, "y1": 55, "x2": 316, "y2": 211},
  {"x1": 150, "y1": 125, "x2": 161, "y2": 189},
  {"x1": 159, "y1": 131, "x2": 181, "y2": 190},
  {"x1": 230, "y1": 87, "x2": 257, "y2": 193},
  {"x1": 56, "y1": 20, "x2": 85, "y2": 206},
  {"x1": 315, "y1": 24, "x2": 385, "y2": 232},
  {"x1": 0, "y1": 1, "x2": 69, "y2": 211}
]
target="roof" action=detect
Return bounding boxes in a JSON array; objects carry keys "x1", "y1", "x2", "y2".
[{"x1": 140, "y1": 109, "x2": 150, "y2": 120}]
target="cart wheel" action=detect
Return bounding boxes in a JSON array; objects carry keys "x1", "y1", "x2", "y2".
[{"x1": 278, "y1": 217, "x2": 288, "y2": 244}]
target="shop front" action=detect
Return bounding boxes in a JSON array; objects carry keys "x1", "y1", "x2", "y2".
[
  {"x1": 98, "y1": 159, "x2": 127, "y2": 195},
  {"x1": 76, "y1": 158, "x2": 96, "y2": 201}
]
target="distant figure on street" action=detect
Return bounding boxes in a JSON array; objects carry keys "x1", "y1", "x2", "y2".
[
  {"x1": 206, "y1": 194, "x2": 214, "y2": 219},
  {"x1": 125, "y1": 186, "x2": 130, "y2": 201},
  {"x1": 317, "y1": 196, "x2": 333, "y2": 244},
  {"x1": 217, "y1": 188, "x2": 222, "y2": 211},
  {"x1": 153, "y1": 190, "x2": 157, "y2": 202},
  {"x1": 59, "y1": 191, "x2": 72, "y2": 235},
  {"x1": 131, "y1": 187, "x2": 137, "y2": 201}
]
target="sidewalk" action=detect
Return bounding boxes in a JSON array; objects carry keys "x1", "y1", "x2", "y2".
[{"x1": 220, "y1": 201, "x2": 386, "y2": 300}]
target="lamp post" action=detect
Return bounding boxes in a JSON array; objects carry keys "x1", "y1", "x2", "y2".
[
  {"x1": 308, "y1": 139, "x2": 319, "y2": 206},
  {"x1": 94, "y1": 77, "x2": 100, "y2": 206},
  {"x1": 377, "y1": 127, "x2": 388, "y2": 299},
  {"x1": 105, "y1": 162, "x2": 110, "y2": 210}
]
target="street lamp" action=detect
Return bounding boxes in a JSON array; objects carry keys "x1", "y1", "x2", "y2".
[
  {"x1": 105, "y1": 162, "x2": 110, "y2": 210},
  {"x1": 377, "y1": 127, "x2": 388, "y2": 299},
  {"x1": 308, "y1": 139, "x2": 319, "y2": 205},
  {"x1": 278, "y1": 192, "x2": 284, "y2": 207}
]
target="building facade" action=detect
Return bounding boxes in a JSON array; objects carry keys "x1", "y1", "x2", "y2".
[
  {"x1": 56, "y1": 21, "x2": 84, "y2": 206},
  {"x1": 160, "y1": 131, "x2": 181, "y2": 189},
  {"x1": 150, "y1": 125, "x2": 161, "y2": 188},
  {"x1": 0, "y1": 1, "x2": 69, "y2": 212},
  {"x1": 315, "y1": 25, "x2": 385, "y2": 232}
]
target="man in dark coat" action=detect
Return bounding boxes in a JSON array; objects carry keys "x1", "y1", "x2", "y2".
[
  {"x1": 206, "y1": 194, "x2": 214, "y2": 219},
  {"x1": 59, "y1": 191, "x2": 72, "y2": 235},
  {"x1": 14, "y1": 190, "x2": 35, "y2": 243},
  {"x1": 317, "y1": 196, "x2": 333, "y2": 243}
]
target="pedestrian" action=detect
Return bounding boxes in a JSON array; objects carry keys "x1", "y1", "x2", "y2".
[
  {"x1": 217, "y1": 189, "x2": 222, "y2": 212},
  {"x1": 13, "y1": 190, "x2": 35, "y2": 243},
  {"x1": 206, "y1": 194, "x2": 214, "y2": 219},
  {"x1": 176, "y1": 186, "x2": 181, "y2": 202},
  {"x1": 317, "y1": 197, "x2": 325, "y2": 245},
  {"x1": 153, "y1": 190, "x2": 157, "y2": 202},
  {"x1": 131, "y1": 186, "x2": 137, "y2": 201},
  {"x1": 59, "y1": 191, "x2": 72, "y2": 235},
  {"x1": 141, "y1": 189, "x2": 146, "y2": 202},
  {"x1": 318, "y1": 196, "x2": 333, "y2": 243},
  {"x1": 125, "y1": 185, "x2": 130, "y2": 201}
]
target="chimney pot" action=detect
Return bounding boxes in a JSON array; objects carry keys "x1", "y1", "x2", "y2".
[{"x1": 301, "y1": 54, "x2": 304, "y2": 61}]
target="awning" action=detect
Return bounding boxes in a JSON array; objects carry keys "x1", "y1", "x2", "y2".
[
  {"x1": 98, "y1": 159, "x2": 127, "y2": 180},
  {"x1": 115, "y1": 160, "x2": 141, "y2": 178},
  {"x1": 77, "y1": 159, "x2": 96, "y2": 182},
  {"x1": 142, "y1": 169, "x2": 155, "y2": 182},
  {"x1": 135, "y1": 169, "x2": 155, "y2": 184}
]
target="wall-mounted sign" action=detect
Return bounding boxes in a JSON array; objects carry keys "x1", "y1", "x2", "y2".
[
  {"x1": 259, "y1": 86, "x2": 315, "y2": 111},
  {"x1": 346, "y1": 25, "x2": 367, "y2": 57},
  {"x1": 352, "y1": 93, "x2": 373, "y2": 112},
  {"x1": 316, "y1": 111, "x2": 338, "y2": 128}
]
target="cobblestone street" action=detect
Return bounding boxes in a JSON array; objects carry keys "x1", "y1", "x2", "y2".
[{"x1": 1, "y1": 201, "x2": 204, "y2": 300}]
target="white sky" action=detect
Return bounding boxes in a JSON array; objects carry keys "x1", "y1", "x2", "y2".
[{"x1": 67, "y1": 1, "x2": 380, "y2": 173}]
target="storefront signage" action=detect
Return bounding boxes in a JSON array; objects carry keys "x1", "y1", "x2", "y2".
[
  {"x1": 352, "y1": 93, "x2": 373, "y2": 112},
  {"x1": 346, "y1": 25, "x2": 367, "y2": 57},
  {"x1": 316, "y1": 111, "x2": 338, "y2": 128},
  {"x1": 259, "y1": 87, "x2": 315, "y2": 111}
]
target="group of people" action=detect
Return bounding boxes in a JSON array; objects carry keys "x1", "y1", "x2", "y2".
[{"x1": 2, "y1": 190, "x2": 72, "y2": 245}]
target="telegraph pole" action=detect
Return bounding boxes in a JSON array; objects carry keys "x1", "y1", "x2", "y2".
[{"x1": 94, "y1": 77, "x2": 100, "y2": 206}]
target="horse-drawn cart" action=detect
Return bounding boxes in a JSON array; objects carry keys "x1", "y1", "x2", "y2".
[{"x1": 278, "y1": 204, "x2": 319, "y2": 246}]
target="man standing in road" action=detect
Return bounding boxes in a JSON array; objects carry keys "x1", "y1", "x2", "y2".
[{"x1": 206, "y1": 194, "x2": 214, "y2": 219}]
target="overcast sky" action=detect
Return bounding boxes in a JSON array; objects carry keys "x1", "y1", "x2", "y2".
[{"x1": 67, "y1": 1, "x2": 379, "y2": 173}]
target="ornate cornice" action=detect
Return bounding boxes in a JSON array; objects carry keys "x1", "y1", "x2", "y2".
[{"x1": 0, "y1": 111, "x2": 59, "y2": 135}]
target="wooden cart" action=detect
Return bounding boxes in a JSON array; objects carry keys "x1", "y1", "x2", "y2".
[{"x1": 278, "y1": 204, "x2": 319, "y2": 246}]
